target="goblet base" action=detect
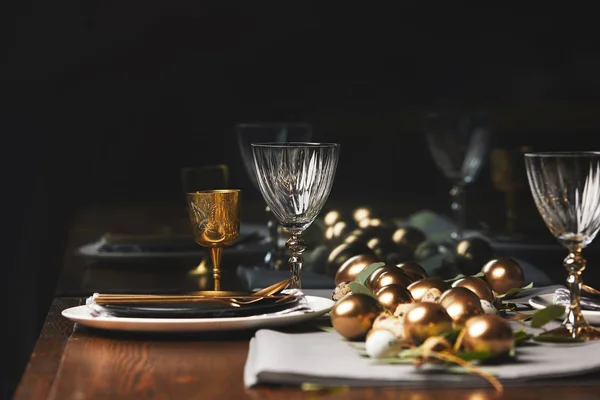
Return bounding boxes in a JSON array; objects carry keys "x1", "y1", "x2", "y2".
[{"x1": 544, "y1": 324, "x2": 600, "y2": 341}]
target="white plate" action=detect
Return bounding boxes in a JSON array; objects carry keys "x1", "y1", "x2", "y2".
[
  {"x1": 61, "y1": 295, "x2": 333, "y2": 333},
  {"x1": 529, "y1": 293, "x2": 600, "y2": 325},
  {"x1": 76, "y1": 223, "x2": 268, "y2": 260}
]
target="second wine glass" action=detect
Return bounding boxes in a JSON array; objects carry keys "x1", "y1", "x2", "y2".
[
  {"x1": 252, "y1": 142, "x2": 340, "y2": 289},
  {"x1": 237, "y1": 123, "x2": 312, "y2": 270},
  {"x1": 423, "y1": 112, "x2": 491, "y2": 241}
]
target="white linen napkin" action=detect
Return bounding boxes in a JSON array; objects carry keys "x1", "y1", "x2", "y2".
[{"x1": 244, "y1": 328, "x2": 600, "y2": 388}]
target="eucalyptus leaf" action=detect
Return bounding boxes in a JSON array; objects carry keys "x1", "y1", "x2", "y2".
[
  {"x1": 441, "y1": 328, "x2": 462, "y2": 342},
  {"x1": 497, "y1": 282, "x2": 534, "y2": 299},
  {"x1": 455, "y1": 350, "x2": 494, "y2": 361},
  {"x1": 420, "y1": 254, "x2": 445, "y2": 274},
  {"x1": 513, "y1": 330, "x2": 533, "y2": 344},
  {"x1": 355, "y1": 262, "x2": 386, "y2": 285},
  {"x1": 349, "y1": 281, "x2": 378, "y2": 301},
  {"x1": 530, "y1": 304, "x2": 566, "y2": 328},
  {"x1": 444, "y1": 271, "x2": 485, "y2": 283},
  {"x1": 533, "y1": 334, "x2": 585, "y2": 344}
]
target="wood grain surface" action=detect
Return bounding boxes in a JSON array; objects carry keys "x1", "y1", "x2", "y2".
[{"x1": 14, "y1": 298, "x2": 600, "y2": 400}]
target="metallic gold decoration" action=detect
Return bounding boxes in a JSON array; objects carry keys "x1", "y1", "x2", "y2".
[
  {"x1": 481, "y1": 257, "x2": 525, "y2": 295},
  {"x1": 330, "y1": 294, "x2": 382, "y2": 341},
  {"x1": 326, "y1": 242, "x2": 376, "y2": 276},
  {"x1": 187, "y1": 189, "x2": 241, "y2": 291},
  {"x1": 392, "y1": 227, "x2": 427, "y2": 251},
  {"x1": 462, "y1": 315, "x2": 514, "y2": 358},
  {"x1": 455, "y1": 237, "x2": 494, "y2": 275},
  {"x1": 403, "y1": 302, "x2": 454, "y2": 345},
  {"x1": 324, "y1": 221, "x2": 352, "y2": 243},
  {"x1": 367, "y1": 265, "x2": 413, "y2": 292},
  {"x1": 375, "y1": 284, "x2": 414, "y2": 311},
  {"x1": 452, "y1": 277, "x2": 495, "y2": 302},
  {"x1": 407, "y1": 278, "x2": 450, "y2": 302},
  {"x1": 439, "y1": 287, "x2": 484, "y2": 326},
  {"x1": 353, "y1": 207, "x2": 374, "y2": 224},
  {"x1": 323, "y1": 210, "x2": 343, "y2": 226},
  {"x1": 334, "y1": 253, "x2": 380, "y2": 285},
  {"x1": 398, "y1": 261, "x2": 428, "y2": 282},
  {"x1": 367, "y1": 237, "x2": 408, "y2": 261}
]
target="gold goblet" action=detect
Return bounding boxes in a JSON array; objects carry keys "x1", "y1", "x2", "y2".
[{"x1": 187, "y1": 190, "x2": 241, "y2": 291}]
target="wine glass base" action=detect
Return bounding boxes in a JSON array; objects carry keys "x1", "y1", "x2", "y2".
[{"x1": 544, "y1": 324, "x2": 600, "y2": 341}]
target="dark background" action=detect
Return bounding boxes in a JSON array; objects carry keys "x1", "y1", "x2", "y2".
[{"x1": 3, "y1": 3, "x2": 600, "y2": 397}]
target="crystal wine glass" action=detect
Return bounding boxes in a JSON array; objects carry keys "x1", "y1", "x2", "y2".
[
  {"x1": 237, "y1": 123, "x2": 312, "y2": 270},
  {"x1": 187, "y1": 190, "x2": 241, "y2": 291},
  {"x1": 423, "y1": 112, "x2": 491, "y2": 240},
  {"x1": 525, "y1": 152, "x2": 600, "y2": 340},
  {"x1": 252, "y1": 142, "x2": 340, "y2": 289}
]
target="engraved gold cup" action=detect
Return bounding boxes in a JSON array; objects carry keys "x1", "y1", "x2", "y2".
[{"x1": 187, "y1": 190, "x2": 241, "y2": 291}]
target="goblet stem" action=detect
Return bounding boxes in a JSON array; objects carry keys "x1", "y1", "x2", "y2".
[
  {"x1": 547, "y1": 250, "x2": 600, "y2": 340},
  {"x1": 450, "y1": 183, "x2": 467, "y2": 240},
  {"x1": 209, "y1": 247, "x2": 223, "y2": 291},
  {"x1": 265, "y1": 205, "x2": 281, "y2": 270},
  {"x1": 285, "y1": 233, "x2": 307, "y2": 289}
]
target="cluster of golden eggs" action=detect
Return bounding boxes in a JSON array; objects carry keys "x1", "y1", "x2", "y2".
[
  {"x1": 330, "y1": 257, "x2": 524, "y2": 360},
  {"x1": 322, "y1": 207, "x2": 500, "y2": 278}
]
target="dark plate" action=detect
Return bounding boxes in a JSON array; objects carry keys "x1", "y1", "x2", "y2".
[{"x1": 100, "y1": 295, "x2": 302, "y2": 318}]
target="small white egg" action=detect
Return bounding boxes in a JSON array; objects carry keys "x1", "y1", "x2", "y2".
[
  {"x1": 480, "y1": 299, "x2": 498, "y2": 315},
  {"x1": 365, "y1": 329, "x2": 401, "y2": 359}
]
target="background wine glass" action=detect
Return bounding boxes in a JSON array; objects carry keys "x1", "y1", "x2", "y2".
[
  {"x1": 423, "y1": 112, "x2": 491, "y2": 241},
  {"x1": 525, "y1": 152, "x2": 600, "y2": 340},
  {"x1": 252, "y1": 142, "x2": 340, "y2": 289},
  {"x1": 187, "y1": 189, "x2": 241, "y2": 291},
  {"x1": 237, "y1": 123, "x2": 312, "y2": 270}
]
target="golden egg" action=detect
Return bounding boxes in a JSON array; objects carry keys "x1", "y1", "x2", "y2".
[
  {"x1": 330, "y1": 294, "x2": 383, "y2": 341},
  {"x1": 455, "y1": 237, "x2": 494, "y2": 275},
  {"x1": 452, "y1": 277, "x2": 494, "y2": 303},
  {"x1": 375, "y1": 284, "x2": 414, "y2": 311},
  {"x1": 367, "y1": 265, "x2": 413, "y2": 292},
  {"x1": 481, "y1": 257, "x2": 525, "y2": 295},
  {"x1": 403, "y1": 302, "x2": 454, "y2": 345},
  {"x1": 326, "y1": 242, "x2": 377, "y2": 276},
  {"x1": 439, "y1": 287, "x2": 484, "y2": 326},
  {"x1": 392, "y1": 227, "x2": 427, "y2": 251},
  {"x1": 334, "y1": 253, "x2": 381, "y2": 285},
  {"x1": 398, "y1": 261, "x2": 428, "y2": 281},
  {"x1": 462, "y1": 315, "x2": 514, "y2": 358},
  {"x1": 323, "y1": 210, "x2": 343, "y2": 226},
  {"x1": 324, "y1": 221, "x2": 352, "y2": 243},
  {"x1": 367, "y1": 237, "x2": 406, "y2": 261},
  {"x1": 407, "y1": 278, "x2": 450, "y2": 302},
  {"x1": 353, "y1": 207, "x2": 374, "y2": 224}
]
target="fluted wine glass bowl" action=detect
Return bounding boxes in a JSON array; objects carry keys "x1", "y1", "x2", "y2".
[
  {"x1": 423, "y1": 112, "x2": 491, "y2": 240},
  {"x1": 252, "y1": 142, "x2": 340, "y2": 289},
  {"x1": 237, "y1": 123, "x2": 312, "y2": 270},
  {"x1": 525, "y1": 151, "x2": 600, "y2": 340}
]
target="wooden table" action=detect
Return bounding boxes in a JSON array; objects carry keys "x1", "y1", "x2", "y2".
[{"x1": 15, "y1": 298, "x2": 600, "y2": 400}]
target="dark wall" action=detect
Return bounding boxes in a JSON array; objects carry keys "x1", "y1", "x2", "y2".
[{"x1": 4, "y1": 3, "x2": 600, "y2": 206}]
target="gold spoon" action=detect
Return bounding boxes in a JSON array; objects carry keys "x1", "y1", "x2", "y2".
[{"x1": 94, "y1": 279, "x2": 292, "y2": 305}]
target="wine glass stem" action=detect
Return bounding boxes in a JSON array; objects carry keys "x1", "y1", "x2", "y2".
[
  {"x1": 265, "y1": 205, "x2": 280, "y2": 270},
  {"x1": 286, "y1": 233, "x2": 307, "y2": 289},
  {"x1": 563, "y1": 250, "x2": 587, "y2": 337},
  {"x1": 450, "y1": 184, "x2": 466, "y2": 240},
  {"x1": 210, "y1": 247, "x2": 223, "y2": 291}
]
